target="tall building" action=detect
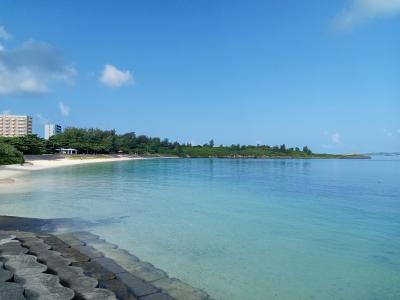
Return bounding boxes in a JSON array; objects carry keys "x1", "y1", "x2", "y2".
[
  {"x1": 44, "y1": 123, "x2": 62, "y2": 140},
  {"x1": 0, "y1": 115, "x2": 32, "y2": 137}
]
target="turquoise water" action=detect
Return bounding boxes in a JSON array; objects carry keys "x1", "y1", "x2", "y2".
[{"x1": 1, "y1": 157, "x2": 399, "y2": 300}]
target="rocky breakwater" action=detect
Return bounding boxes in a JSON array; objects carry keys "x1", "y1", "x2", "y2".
[{"x1": 0, "y1": 229, "x2": 212, "y2": 300}]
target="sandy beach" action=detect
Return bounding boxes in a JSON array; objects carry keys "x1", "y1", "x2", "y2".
[{"x1": 0, "y1": 155, "x2": 145, "y2": 188}]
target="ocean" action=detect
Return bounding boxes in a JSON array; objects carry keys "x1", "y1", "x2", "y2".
[{"x1": 1, "y1": 157, "x2": 399, "y2": 300}]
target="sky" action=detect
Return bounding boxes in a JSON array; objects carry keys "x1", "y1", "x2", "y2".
[{"x1": 0, "y1": 0, "x2": 399, "y2": 153}]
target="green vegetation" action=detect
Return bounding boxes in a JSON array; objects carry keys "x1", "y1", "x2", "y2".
[
  {"x1": 0, "y1": 142, "x2": 24, "y2": 165},
  {"x1": 0, "y1": 128, "x2": 369, "y2": 165},
  {"x1": 47, "y1": 128, "x2": 318, "y2": 157},
  {"x1": 1, "y1": 134, "x2": 47, "y2": 155}
]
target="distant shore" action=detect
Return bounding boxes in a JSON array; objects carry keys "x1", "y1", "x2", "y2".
[
  {"x1": 0, "y1": 154, "x2": 147, "y2": 188},
  {"x1": 0, "y1": 153, "x2": 370, "y2": 190},
  {"x1": 185, "y1": 154, "x2": 371, "y2": 159}
]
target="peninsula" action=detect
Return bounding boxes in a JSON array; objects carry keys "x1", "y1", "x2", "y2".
[{"x1": 0, "y1": 127, "x2": 369, "y2": 165}]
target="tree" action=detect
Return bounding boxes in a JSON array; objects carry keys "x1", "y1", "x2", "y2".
[
  {"x1": 209, "y1": 139, "x2": 214, "y2": 148},
  {"x1": 302, "y1": 146, "x2": 312, "y2": 154},
  {"x1": 1, "y1": 134, "x2": 46, "y2": 155},
  {"x1": 0, "y1": 142, "x2": 24, "y2": 165}
]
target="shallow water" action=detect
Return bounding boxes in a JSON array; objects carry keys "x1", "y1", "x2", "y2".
[{"x1": 1, "y1": 157, "x2": 399, "y2": 300}]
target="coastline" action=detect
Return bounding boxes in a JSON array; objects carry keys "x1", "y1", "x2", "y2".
[
  {"x1": 0, "y1": 215, "x2": 211, "y2": 300},
  {"x1": 0, "y1": 153, "x2": 370, "y2": 187},
  {"x1": 0, "y1": 154, "x2": 147, "y2": 187}
]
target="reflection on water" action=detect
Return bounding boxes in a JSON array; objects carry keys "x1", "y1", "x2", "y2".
[{"x1": 1, "y1": 157, "x2": 400, "y2": 300}]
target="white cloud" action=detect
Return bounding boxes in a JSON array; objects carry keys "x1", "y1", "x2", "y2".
[
  {"x1": 324, "y1": 131, "x2": 343, "y2": 146},
  {"x1": 384, "y1": 129, "x2": 394, "y2": 137},
  {"x1": 100, "y1": 64, "x2": 133, "y2": 88},
  {"x1": 383, "y1": 128, "x2": 400, "y2": 137},
  {"x1": 331, "y1": 132, "x2": 342, "y2": 145},
  {"x1": 1, "y1": 109, "x2": 11, "y2": 115},
  {"x1": 35, "y1": 113, "x2": 48, "y2": 124},
  {"x1": 0, "y1": 40, "x2": 76, "y2": 95},
  {"x1": 19, "y1": 78, "x2": 48, "y2": 93},
  {"x1": 0, "y1": 26, "x2": 12, "y2": 40},
  {"x1": 59, "y1": 101, "x2": 70, "y2": 116},
  {"x1": 335, "y1": 0, "x2": 400, "y2": 29}
]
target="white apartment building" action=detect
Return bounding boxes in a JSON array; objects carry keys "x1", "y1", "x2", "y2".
[
  {"x1": 44, "y1": 123, "x2": 62, "y2": 140},
  {"x1": 0, "y1": 115, "x2": 33, "y2": 137}
]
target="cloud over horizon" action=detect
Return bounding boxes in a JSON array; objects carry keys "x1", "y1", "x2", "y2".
[
  {"x1": 335, "y1": 0, "x2": 400, "y2": 29},
  {"x1": 100, "y1": 64, "x2": 134, "y2": 88},
  {"x1": 59, "y1": 101, "x2": 70, "y2": 116},
  {"x1": 0, "y1": 37, "x2": 76, "y2": 95},
  {"x1": 331, "y1": 132, "x2": 342, "y2": 145},
  {"x1": 0, "y1": 26, "x2": 12, "y2": 40}
]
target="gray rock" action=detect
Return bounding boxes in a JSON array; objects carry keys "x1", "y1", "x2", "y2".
[
  {"x1": 0, "y1": 241, "x2": 29, "y2": 255},
  {"x1": 139, "y1": 293, "x2": 175, "y2": 300},
  {"x1": 0, "y1": 233, "x2": 16, "y2": 244},
  {"x1": 55, "y1": 234, "x2": 85, "y2": 246},
  {"x1": 0, "y1": 232, "x2": 14, "y2": 239},
  {"x1": 7, "y1": 231, "x2": 36, "y2": 239},
  {"x1": 0, "y1": 281, "x2": 25, "y2": 300},
  {"x1": 117, "y1": 272, "x2": 159, "y2": 297},
  {"x1": 88, "y1": 242, "x2": 165, "y2": 281},
  {"x1": 15, "y1": 273, "x2": 75, "y2": 300},
  {"x1": 77, "y1": 288, "x2": 117, "y2": 300},
  {"x1": 17, "y1": 236, "x2": 44, "y2": 244},
  {"x1": 55, "y1": 246, "x2": 90, "y2": 263},
  {"x1": 152, "y1": 278, "x2": 209, "y2": 300},
  {"x1": 94, "y1": 257, "x2": 126, "y2": 274},
  {"x1": 22, "y1": 240, "x2": 51, "y2": 253},
  {"x1": 99, "y1": 278, "x2": 138, "y2": 300},
  {"x1": 52, "y1": 264, "x2": 100, "y2": 294},
  {"x1": 0, "y1": 267, "x2": 13, "y2": 282},
  {"x1": 51, "y1": 263, "x2": 120, "y2": 300},
  {"x1": 72, "y1": 244, "x2": 104, "y2": 259},
  {"x1": 66, "y1": 275, "x2": 99, "y2": 294},
  {"x1": 51, "y1": 265, "x2": 85, "y2": 281},
  {"x1": 94, "y1": 246, "x2": 140, "y2": 265},
  {"x1": 72, "y1": 261, "x2": 116, "y2": 281},
  {"x1": 3, "y1": 254, "x2": 47, "y2": 276},
  {"x1": 123, "y1": 261, "x2": 167, "y2": 283},
  {"x1": 25, "y1": 245, "x2": 53, "y2": 257},
  {"x1": 35, "y1": 250, "x2": 71, "y2": 269},
  {"x1": 39, "y1": 236, "x2": 70, "y2": 250}
]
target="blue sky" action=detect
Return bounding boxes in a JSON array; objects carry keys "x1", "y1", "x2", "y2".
[{"x1": 0, "y1": 0, "x2": 399, "y2": 153}]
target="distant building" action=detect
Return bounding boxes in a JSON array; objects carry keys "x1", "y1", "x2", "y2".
[
  {"x1": 56, "y1": 148, "x2": 78, "y2": 155},
  {"x1": 0, "y1": 115, "x2": 33, "y2": 137},
  {"x1": 44, "y1": 123, "x2": 62, "y2": 140}
]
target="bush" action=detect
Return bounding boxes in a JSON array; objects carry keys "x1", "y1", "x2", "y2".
[{"x1": 0, "y1": 142, "x2": 24, "y2": 165}]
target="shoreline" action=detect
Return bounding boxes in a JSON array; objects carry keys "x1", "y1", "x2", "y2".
[
  {"x1": 0, "y1": 154, "x2": 371, "y2": 188},
  {"x1": 0, "y1": 215, "x2": 212, "y2": 300},
  {"x1": 0, "y1": 154, "x2": 148, "y2": 187}
]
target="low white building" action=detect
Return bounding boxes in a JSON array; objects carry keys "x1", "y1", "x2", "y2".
[
  {"x1": 56, "y1": 148, "x2": 78, "y2": 155},
  {"x1": 44, "y1": 123, "x2": 62, "y2": 140}
]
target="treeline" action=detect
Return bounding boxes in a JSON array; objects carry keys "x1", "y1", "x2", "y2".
[
  {"x1": 0, "y1": 141, "x2": 24, "y2": 165},
  {"x1": 0, "y1": 127, "x2": 315, "y2": 164}
]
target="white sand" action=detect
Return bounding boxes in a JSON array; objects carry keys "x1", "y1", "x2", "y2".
[{"x1": 0, "y1": 155, "x2": 145, "y2": 187}]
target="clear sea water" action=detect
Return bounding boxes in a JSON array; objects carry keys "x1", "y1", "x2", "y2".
[{"x1": 1, "y1": 157, "x2": 399, "y2": 300}]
